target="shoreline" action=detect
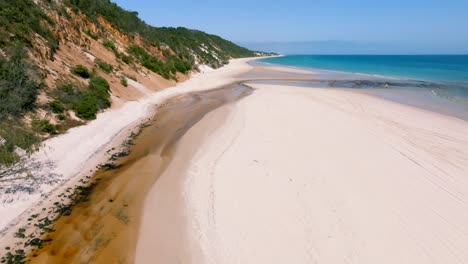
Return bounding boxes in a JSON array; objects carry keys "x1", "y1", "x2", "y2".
[
  {"x1": 256, "y1": 56, "x2": 468, "y2": 121},
  {"x1": 251, "y1": 60, "x2": 468, "y2": 121},
  {"x1": 134, "y1": 80, "x2": 468, "y2": 263}
]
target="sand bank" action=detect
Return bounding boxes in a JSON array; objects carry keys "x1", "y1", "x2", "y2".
[
  {"x1": 27, "y1": 85, "x2": 252, "y2": 263},
  {"x1": 136, "y1": 82, "x2": 468, "y2": 263}
]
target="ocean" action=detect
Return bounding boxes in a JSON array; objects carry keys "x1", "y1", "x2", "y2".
[{"x1": 258, "y1": 55, "x2": 468, "y2": 120}]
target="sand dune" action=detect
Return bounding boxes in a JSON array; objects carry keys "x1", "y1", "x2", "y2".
[{"x1": 137, "y1": 83, "x2": 468, "y2": 263}]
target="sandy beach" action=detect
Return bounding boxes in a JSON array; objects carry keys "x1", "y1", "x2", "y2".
[
  {"x1": 2, "y1": 1, "x2": 465, "y2": 263},
  {"x1": 136, "y1": 69, "x2": 468, "y2": 262},
  {"x1": 2, "y1": 58, "x2": 467, "y2": 263}
]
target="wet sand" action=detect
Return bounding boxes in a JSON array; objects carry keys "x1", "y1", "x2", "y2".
[
  {"x1": 134, "y1": 99, "x2": 237, "y2": 263},
  {"x1": 27, "y1": 84, "x2": 253, "y2": 263}
]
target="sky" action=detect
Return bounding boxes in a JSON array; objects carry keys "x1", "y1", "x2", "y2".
[{"x1": 112, "y1": 0, "x2": 468, "y2": 54}]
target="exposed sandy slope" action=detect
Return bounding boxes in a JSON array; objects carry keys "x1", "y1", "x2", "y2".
[
  {"x1": 137, "y1": 84, "x2": 468, "y2": 263},
  {"x1": 0, "y1": 58, "x2": 255, "y2": 238}
]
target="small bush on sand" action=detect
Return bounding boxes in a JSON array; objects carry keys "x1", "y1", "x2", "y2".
[
  {"x1": 103, "y1": 40, "x2": 120, "y2": 58},
  {"x1": 71, "y1": 65, "x2": 90, "y2": 79},
  {"x1": 121, "y1": 54, "x2": 132, "y2": 64},
  {"x1": 103, "y1": 40, "x2": 117, "y2": 52},
  {"x1": 0, "y1": 120, "x2": 40, "y2": 153},
  {"x1": 96, "y1": 59, "x2": 114, "y2": 73},
  {"x1": 73, "y1": 94, "x2": 98, "y2": 120},
  {"x1": 120, "y1": 77, "x2": 128, "y2": 87},
  {"x1": 73, "y1": 76, "x2": 111, "y2": 120},
  {"x1": 53, "y1": 83, "x2": 83, "y2": 107},
  {"x1": 32, "y1": 119, "x2": 58, "y2": 135},
  {"x1": 49, "y1": 100, "x2": 65, "y2": 113},
  {"x1": 0, "y1": 146, "x2": 20, "y2": 166}
]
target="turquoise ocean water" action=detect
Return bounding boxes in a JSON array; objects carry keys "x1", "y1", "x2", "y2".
[
  {"x1": 257, "y1": 55, "x2": 468, "y2": 120},
  {"x1": 261, "y1": 55, "x2": 468, "y2": 83}
]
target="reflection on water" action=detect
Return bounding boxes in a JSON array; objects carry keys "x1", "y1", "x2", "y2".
[{"x1": 246, "y1": 72, "x2": 468, "y2": 121}]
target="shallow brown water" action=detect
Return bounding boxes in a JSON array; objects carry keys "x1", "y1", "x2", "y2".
[{"x1": 28, "y1": 84, "x2": 253, "y2": 264}]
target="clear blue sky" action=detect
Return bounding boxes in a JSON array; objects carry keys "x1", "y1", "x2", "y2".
[{"x1": 112, "y1": 0, "x2": 468, "y2": 54}]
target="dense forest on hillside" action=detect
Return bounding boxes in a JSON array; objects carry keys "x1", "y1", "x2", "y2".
[{"x1": 0, "y1": 0, "x2": 262, "y2": 166}]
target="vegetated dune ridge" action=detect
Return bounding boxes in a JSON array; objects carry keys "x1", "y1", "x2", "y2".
[
  {"x1": 0, "y1": 58, "x2": 258, "y2": 260},
  {"x1": 136, "y1": 71, "x2": 468, "y2": 262}
]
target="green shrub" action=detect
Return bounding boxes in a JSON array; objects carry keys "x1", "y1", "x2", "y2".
[
  {"x1": 53, "y1": 83, "x2": 83, "y2": 106},
  {"x1": 73, "y1": 93, "x2": 98, "y2": 120},
  {"x1": 88, "y1": 76, "x2": 111, "y2": 107},
  {"x1": 120, "y1": 77, "x2": 128, "y2": 87},
  {"x1": 172, "y1": 56, "x2": 192, "y2": 74},
  {"x1": 71, "y1": 65, "x2": 90, "y2": 79},
  {"x1": 121, "y1": 54, "x2": 132, "y2": 64},
  {"x1": 96, "y1": 59, "x2": 113, "y2": 73},
  {"x1": 103, "y1": 40, "x2": 117, "y2": 52},
  {"x1": 49, "y1": 100, "x2": 65, "y2": 113},
  {"x1": 0, "y1": 50, "x2": 41, "y2": 118},
  {"x1": 0, "y1": 146, "x2": 20, "y2": 166},
  {"x1": 103, "y1": 40, "x2": 120, "y2": 58},
  {"x1": 0, "y1": 120, "x2": 40, "y2": 152},
  {"x1": 57, "y1": 113, "x2": 66, "y2": 120},
  {"x1": 127, "y1": 45, "x2": 147, "y2": 59},
  {"x1": 32, "y1": 119, "x2": 57, "y2": 135},
  {"x1": 73, "y1": 76, "x2": 111, "y2": 120},
  {"x1": 58, "y1": 83, "x2": 74, "y2": 94},
  {"x1": 54, "y1": 78, "x2": 110, "y2": 121}
]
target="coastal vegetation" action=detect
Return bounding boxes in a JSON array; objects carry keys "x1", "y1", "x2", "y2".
[
  {"x1": 0, "y1": 0, "x2": 58, "y2": 55},
  {"x1": 71, "y1": 65, "x2": 91, "y2": 78},
  {"x1": 120, "y1": 77, "x2": 128, "y2": 87},
  {"x1": 0, "y1": 49, "x2": 42, "y2": 166},
  {"x1": 71, "y1": 76, "x2": 111, "y2": 120},
  {"x1": 95, "y1": 59, "x2": 114, "y2": 74},
  {"x1": 127, "y1": 45, "x2": 192, "y2": 79},
  {"x1": 65, "y1": 0, "x2": 255, "y2": 66},
  {"x1": 0, "y1": 0, "x2": 260, "y2": 167},
  {"x1": 0, "y1": 50, "x2": 40, "y2": 118}
]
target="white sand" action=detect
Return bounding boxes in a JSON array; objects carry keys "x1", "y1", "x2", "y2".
[
  {"x1": 137, "y1": 84, "x2": 468, "y2": 263},
  {"x1": 0, "y1": 58, "x2": 255, "y2": 237},
  {"x1": 127, "y1": 79, "x2": 153, "y2": 95}
]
